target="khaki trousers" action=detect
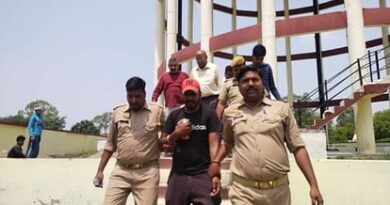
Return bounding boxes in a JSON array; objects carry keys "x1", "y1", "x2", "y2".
[
  {"x1": 103, "y1": 163, "x2": 159, "y2": 205},
  {"x1": 229, "y1": 181, "x2": 291, "y2": 205}
]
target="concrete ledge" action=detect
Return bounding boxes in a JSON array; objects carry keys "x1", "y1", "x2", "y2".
[
  {"x1": 1, "y1": 159, "x2": 389, "y2": 205},
  {"x1": 298, "y1": 130, "x2": 327, "y2": 160}
]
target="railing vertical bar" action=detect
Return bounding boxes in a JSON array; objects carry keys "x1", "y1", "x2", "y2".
[
  {"x1": 297, "y1": 100, "x2": 302, "y2": 127},
  {"x1": 357, "y1": 58, "x2": 363, "y2": 86},
  {"x1": 368, "y1": 50, "x2": 373, "y2": 82},
  {"x1": 375, "y1": 51, "x2": 380, "y2": 79},
  {"x1": 324, "y1": 80, "x2": 329, "y2": 109}
]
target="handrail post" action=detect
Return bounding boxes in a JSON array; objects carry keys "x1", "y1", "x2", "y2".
[
  {"x1": 297, "y1": 100, "x2": 302, "y2": 128},
  {"x1": 324, "y1": 79, "x2": 329, "y2": 109},
  {"x1": 368, "y1": 50, "x2": 373, "y2": 82},
  {"x1": 313, "y1": 0, "x2": 325, "y2": 117},
  {"x1": 375, "y1": 51, "x2": 380, "y2": 79},
  {"x1": 357, "y1": 58, "x2": 363, "y2": 86}
]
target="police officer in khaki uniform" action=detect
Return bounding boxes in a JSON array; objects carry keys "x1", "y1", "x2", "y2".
[
  {"x1": 215, "y1": 55, "x2": 246, "y2": 119},
  {"x1": 209, "y1": 67, "x2": 324, "y2": 205},
  {"x1": 94, "y1": 77, "x2": 165, "y2": 205}
]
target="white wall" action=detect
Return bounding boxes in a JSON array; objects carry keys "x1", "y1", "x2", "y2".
[
  {"x1": 298, "y1": 130, "x2": 327, "y2": 160},
  {"x1": 0, "y1": 123, "x2": 101, "y2": 157},
  {"x1": 0, "y1": 159, "x2": 389, "y2": 205}
]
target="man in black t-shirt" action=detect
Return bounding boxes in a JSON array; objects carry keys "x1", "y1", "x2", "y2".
[{"x1": 160, "y1": 78, "x2": 221, "y2": 205}]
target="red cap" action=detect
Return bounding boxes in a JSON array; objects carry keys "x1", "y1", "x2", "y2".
[{"x1": 182, "y1": 78, "x2": 200, "y2": 94}]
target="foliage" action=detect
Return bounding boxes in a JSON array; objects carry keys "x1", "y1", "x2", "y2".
[
  {"x1": 71, "y1": 120, "x2": 100, "y2": 135},
  {"x1": 377, "y1": 138, "x2": 390, "y2": 142},
  {"x1": 329, "y1": 123, "x2": 354, "y2": 142},
  {"x1": 373, "y1": 109, "x2": 390, "y2": 140},
  {"x1": 336, "y1": 107, "x2": 354, "y2": 126},
  {"x1": 326, "y1": 121, "x2": 335, "y2": 141},
  {"x1": 0, "y1": 99, "x2": 66, "y2": 130},
  {"x1": 328, "y1": 108, "x2": 390, "y2": 143},
  {"x1": 285, "y1": 93, "x2": 318, "y2": 128},
  {"x1": 328, "y1": 108, "x2": 355, "y2": 143},
  {"x1": 0, "y1": 113, "x2": 28, "y2": 125},
  {"x1": 22, "y1": 100, "x2": 66, "y2": 130},
  {"x1": 92, "y1": 112, "x2": 112, "y2": 135}
]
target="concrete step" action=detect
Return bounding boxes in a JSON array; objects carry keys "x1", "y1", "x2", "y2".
[{"x1": 158, "y1": 157, "x2": 233, "y2": 201}]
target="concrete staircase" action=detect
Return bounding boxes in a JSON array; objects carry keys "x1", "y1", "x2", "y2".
[
  {"x1": 158, "y1": 157, "x2": 232, "y2": 204},
  {"x1": 308, "y1": 82, "x2": 390, "y2": 130}
]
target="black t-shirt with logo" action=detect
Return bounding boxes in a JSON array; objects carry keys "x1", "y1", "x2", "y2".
[{"x1": 165, "y1": 105, "x2": 220, "y2": 175}]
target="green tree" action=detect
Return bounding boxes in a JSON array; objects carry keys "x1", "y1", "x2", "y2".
[
  {"x1": 0, "y1": 100, "x2": 66, "y2": 129},
  {"x1": 285, "y1": 93, "x2": 318, "y2": 128},
  {"x1": 71, "y1": 120, "x2": 100, "y2": 135},
  {"x1": 21, "y1": 100, "x2": 66, "y2": 130},
  {"x1": 328, "y1": 108, "x2": 355, "y2": 143},
  {"x1": 326, "y1": 120, "x2": 335, "y2": 141},
  {"x1": 373, "y1": 109, "x2": 390, "y2": 141},
  {"x1": 329, "y1": 123, "x2": 354, "y2": 142},
  {"x1": 336, "y1": 107, "x2": 354, "y2": 126},
  {"x1": 92, "y1": 112, "x2": 112, "y2": 135},
  {"x1": 0, "y1": 112, "x2": 28, "y2": 125}
]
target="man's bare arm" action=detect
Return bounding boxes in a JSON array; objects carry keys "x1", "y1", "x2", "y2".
[
  {"x1": 294, "y1": 147, "x2": 324, "y2": 205},
  {"x1": 94, "y1": 150, "x2": 114, "y2": 186}
]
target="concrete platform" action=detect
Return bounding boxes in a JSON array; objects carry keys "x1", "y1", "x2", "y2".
[{"x1": 1, "y1": 158, "x2": 390, "y2": 205}]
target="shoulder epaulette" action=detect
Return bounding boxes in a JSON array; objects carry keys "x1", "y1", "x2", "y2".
[{"x1": 113, "y1": 103, "x2": 127, "y2": 111}]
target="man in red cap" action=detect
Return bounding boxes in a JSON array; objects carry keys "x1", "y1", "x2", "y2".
[{"x1": 159, "y1": 78, "x2": 221, "y2": 205}]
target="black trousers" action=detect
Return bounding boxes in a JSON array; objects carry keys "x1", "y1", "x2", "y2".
[
  {"x1": 165, "y1": 172, "x2": 221, "y2": 205},
  {"x1": 201, "y1": 95, "x2": 219, "y2": 111}
]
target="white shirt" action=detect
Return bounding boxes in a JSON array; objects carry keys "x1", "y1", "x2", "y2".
[{"x1": 191, "y1": 62, "x2": 221, "y2": 97}]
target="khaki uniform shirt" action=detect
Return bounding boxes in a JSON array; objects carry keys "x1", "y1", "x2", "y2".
[
  {"x1": 223, "y1": 98, "x2": 304, "y2": 181},
  {"x1": 218, "y1": 78, "x2": 242, "y2": 106},
  {"x1": 191, "y1": 62, "x2": 221, "y2": 97},
  {"x1": 104, "y1": 102, "x2": 165, "y2": 165}
]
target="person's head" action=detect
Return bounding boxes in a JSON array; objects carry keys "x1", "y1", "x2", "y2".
[
  {"x1": 125, "y1": 77, "x2": 146, "y2": 111},
  {"x1": 16, "y1": 135, "x2": 25, "y2": 147},
  {"x1": 224, "y1": 65, "x2": 233, "y2": 79},
  {"x1": 237, "y1": 66, "x2": 264, "y2": 105},
  {"x1": 168, "y1": 56, "x2": 179, "y2": 73},
  {"x1": 34, "y1": 105, "x2": 44, "y2": 116},
  {"x1": 181, "y1": 78, "x2": 201, "y2": 113},
  {"x1": 252, "y1": 44, "x2": 266, "y2": 66},
  {"x1": 195, "y1": 50, "x2": 208, "y2": 69},
  {"x1": 230, "y1": 55, "x2": 246, "y2": 78}
]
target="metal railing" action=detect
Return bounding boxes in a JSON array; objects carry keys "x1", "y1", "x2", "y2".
[{"x1": 303, "y1": 45, "x2": 390, "y2": 113}]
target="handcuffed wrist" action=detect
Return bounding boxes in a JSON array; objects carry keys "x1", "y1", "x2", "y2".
[{"x1": 166, "y1": 135, "x2": 173, "y2": 144}]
